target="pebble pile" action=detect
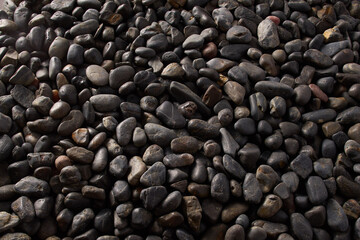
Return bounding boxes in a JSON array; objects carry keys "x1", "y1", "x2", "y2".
[{"x1": 0, "y1": 0, "x2": 360, "y2": 239}]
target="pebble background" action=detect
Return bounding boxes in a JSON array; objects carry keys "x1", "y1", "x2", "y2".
[{"x1": 0, "y1": 0, "x2": 359, "y2": 239}]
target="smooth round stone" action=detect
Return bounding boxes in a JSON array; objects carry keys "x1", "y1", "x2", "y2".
[
  {"x1": 161, "y1": 63, "x2": 185, "y2": 79},
  {"x1": 171, "y1": 136, "x2": 200, "y2": 154},
  {"x1": 89, "y1": 94, "x2": 120, "y2": 112},
  {"x1": 336, "y1": 106, "x2": 360, "y2": 125},
  {"x1": 109, "y1": 65, "x2": 135, "y2": 89},
  {"x1": 49, "y1": 101, "x2": 71, "y2": 119},
  {"x1": 59, "y1": 166, "x2": 81, "y2": 184},
  {"x1": 327, "y1": 198, "x2": 349, "y2": 232},
  {"x1": 59, "y1": 84, "x2": 77, "y2": 105},
  {"x1": 55, "y1": 155, "x2": 72, "y2": 170},
  {"x1": 86, "y1": 65, "x2": 109, "y2": 86},
  {"x1": 305, "y1": 176, "x2": 328, "y2": 205},
  {"x1": 290, "y1": 213, "x2": 313, "y2": 240},
  {"x1": 247, "y1": 226, "x2": 267, "y2": 240},
  {"x1": 226, "y1": 26, "x2": 252, "y2": 43},
  {"x1": 0, "y1": 19, "x2": 17, "y2": 33},
  {"x1": 143, "y1": 144, "x2": 164, "y2": 165},
  {"x1": 116, "y1": 117, "x2": 137, "y2": 146},
  {"x1": 239, "y1": 62, "x2": 266, "y2": 82},
  {"x1": 254, "y1": 81, "x2": 294, "y2": 99},
  {"x1": 182, "y1": 34, "x2": 204, "y2": 49},
  {"x1": 70, "y1": 19, "x2": 99, "y2": 36},
  {"x1": 146, "y1": 33, "x2": 168, "y2": 52},
  {"x1": 67, "y1": 44, "x2": 84, "y2": 65},
  {"x1": 84, "y1": 48, "x2": 102, "y2": 65}
]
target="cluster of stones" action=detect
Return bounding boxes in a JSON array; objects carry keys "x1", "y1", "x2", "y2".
[{"x1": 0, "y1": 0, "x2": 359, "y2": 239}]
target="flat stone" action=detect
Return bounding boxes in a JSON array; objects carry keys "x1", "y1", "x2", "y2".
[
  {"x1": 9, "y1": 65, "x2": 35, "y2": 86},
  {"x1": 144, "y1": 123, "x2": 177, "y2": 146},
  {"x1": 206, "y1": 58, "x2": 236, "y2": 72},
  {"x1": 10, "y1": 85, "x2": 35, "y2": 108},
  {"x1": 220, "y1": 44, "x2": 251, "y2": 61},
  {"x1": 14, "y1": 176, "x2": 50, "y2": 198},
  {"x1": 140, "y1": 186, "x2": 167, "y2": 210},
  {"x1": 156, "y1": 101, "x2": 186, "y2": 129},
  {"x1": 140, "y1": 162, "x2": 166, "y2": 187}
]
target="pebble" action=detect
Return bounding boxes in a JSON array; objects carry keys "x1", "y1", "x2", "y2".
[
  {"x1": 58, "y1": 110, "x2": 84, "y2": 136},
  {"x1": 257, "y1": 19, "x2": 280, "y2": 49},
  {"x1": 9, "y1": 65, "x2": 35, "y2": 86},
  {"x1": 223, "y1": 81, "x2": 245, "y2": 105},
  {"x1": 89, "y1": 94, "x2": 120, "y2": 112},
  {"x1": 257, "y1": 194, "x2": 282, "y2": 218},
  {"x1": 290, "y1": 154, "x2": 313, "y2": 179},
  {"x1": 66, "y1": 146, "x2": 94, "y2": 164},
  {"x1": 14, "y1": 176, "x2": 50, "y2": 198},
  {"x1": 0, "y1": 0, "x2": 359, "y2": 239},
  {"x1": 211, "y1": 173, "x2": 230, "y2": 203},
  {"x1": 327, "y1": 198, "x2": 349, "y2": 232},
  {"x1": 290, "y1": 213, "x2": 313, "y2": 240},
  {"x1": 86, "y1": 65, "x2": 109, "y2": 86},
  {"x1": 254, "y1": 81, "x2": 294, "y2": 98},
  {"x1": 0, "y1": 212, "x2": 20, "y2": 233},
  {"x1": 156, "y1": 101, "x2": 186, "y2": 129},
  {"x1": 182, "y1": 196, "x2": 202, "y2": 232},
  {"x1": 140, "y1": 162, "x2": 166, "y2": 187},
  {"x1": 243, "y1": 173, "x2": 263, "y2": 204}
]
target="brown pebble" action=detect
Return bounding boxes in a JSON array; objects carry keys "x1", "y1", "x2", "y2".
[
  {"x1": 309, "y1": 84, "x2": 328, "y2": 102},
  {"x1": 55, "y1": 155, "x2": 72, "y2": 170},
  {"x1": 202, "y1": 42, "x2": 218, "y2": 60},
  {"x1": 202, "y1": 85, "x2": 222, "y2": 107}
]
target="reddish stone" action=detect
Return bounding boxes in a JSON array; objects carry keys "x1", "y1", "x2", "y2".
[
  {"x1": 202, "y1": 42, "x2": 218, "y2": 59},
  {"x1": 309, "y1": 84, "x2": 328, "y2": 102},
  {"x1": 266, "y1": 16, "x2": 280, "y2": 25}
]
